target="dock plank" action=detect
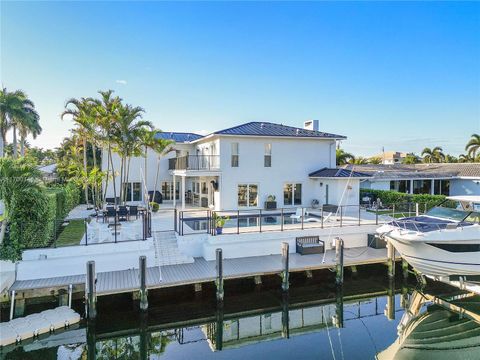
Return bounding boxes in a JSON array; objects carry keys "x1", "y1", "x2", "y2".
[{"x1": 10, "y1": 247, "x2": 394, "y2": 295}]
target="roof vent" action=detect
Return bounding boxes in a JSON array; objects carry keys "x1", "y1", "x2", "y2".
[
  {"x1": 296, "y1": 129, "x2": 300, "y2": 135},
  {"x1": 304, "y1": 119, "x2": 319, "y2": 131},
  {"x1": 261, "y1": 123, "x2": 264, "y2": 128}
]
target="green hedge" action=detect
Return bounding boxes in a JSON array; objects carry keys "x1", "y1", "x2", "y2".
[
  {"x1": 1, "y1": 181, "x2": 81, "y2": 260},
  {"x1": 360, "y1": 189, "x2": 446, "y2": 210}
]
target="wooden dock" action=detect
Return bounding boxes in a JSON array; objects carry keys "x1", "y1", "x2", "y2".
[{"x1": 10, "y1": 246, "x2": 398, "y2": 297}]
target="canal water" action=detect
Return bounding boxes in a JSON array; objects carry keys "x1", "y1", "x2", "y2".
[{"x1": 2, "y1": 266, "x2": 479, "y2": 359}]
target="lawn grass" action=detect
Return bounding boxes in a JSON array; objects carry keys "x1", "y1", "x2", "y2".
[{"x1": 55, "y1": 219, "x2": 85, "y2": 246}]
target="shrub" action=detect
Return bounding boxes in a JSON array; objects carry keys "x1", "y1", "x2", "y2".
[
  {"x1": 360, "y1": 189, "x2": 446, "y2": 210},
  {"x1": 150, "y1": 202, "x2": 159, "y2": 212}
]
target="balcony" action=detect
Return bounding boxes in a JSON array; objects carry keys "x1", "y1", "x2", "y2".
[{"x1": 169, "y1": 155, "x2": 220, "y2": 171}]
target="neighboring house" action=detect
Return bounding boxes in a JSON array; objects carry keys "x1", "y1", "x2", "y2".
[
  {"x1": 38, "y1": 163, "x2": 58, "y2": 182},
  {"x1": 102, "y1": 120, "x2": 366, "y2": 210},
  {"x1": 351, "y1": 163, "x2": 480, "y2": 196},
  {"x1": 372, "y1": 151, "x2": 407, "y2": 164}
]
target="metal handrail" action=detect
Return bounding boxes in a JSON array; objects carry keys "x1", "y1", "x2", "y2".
[{"x1": 168, "y1": 155, "x2": 220, "y2": 171}]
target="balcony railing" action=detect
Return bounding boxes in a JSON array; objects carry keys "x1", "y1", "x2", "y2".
[{"x1": 169, "y1": 155, "x2": 220, "y2": 171}]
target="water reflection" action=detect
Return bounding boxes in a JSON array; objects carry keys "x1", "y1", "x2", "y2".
[
  {"x1": 379, "y1": 290, "x2": 480, "y2": 360},
  {"x1": 2, "y1": 280, "x2": 479, "y2": 359}
]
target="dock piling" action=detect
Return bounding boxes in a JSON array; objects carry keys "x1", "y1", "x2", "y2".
[
  {"x1": 139, "y1": 256, "x2": 148, "y2": 311},
  {"x1": 402, "y1": 259, "x2": 409, "y2": 280},
  {"x1": 281, "y1": 242, "x2": 289, "y2": 292},
  {"x1": 333, "y1": 286, "x2": 344, "y2": 328},
  {"x1": 86, "y1": 261, "x2": 97, "y2": 320},
  {"x1": 9, "y1": 290, "x2": 15, "y2": 320},
  {"x1": 216, "y1": 248, "x2": 224, "y2": 302},
  {"x1": 68, "y1": 284, "x2": 73, "y2": 308},
  {"x1": 386, "y1": 279, "x2": 395, "y2": 320},
  {"x1": 335, "y1": 238, "x2": 344, "y2": 286},
  {"x1": 281, "y1": 292, "x2": 290, "y2": 338},
  {"x1": 387, "y1": 241, "x2": 395, "y2": 279}
]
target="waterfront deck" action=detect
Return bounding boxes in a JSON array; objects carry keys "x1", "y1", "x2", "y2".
[{"x1": 10, "y1": 247, "x2": 397, "y2": 296}]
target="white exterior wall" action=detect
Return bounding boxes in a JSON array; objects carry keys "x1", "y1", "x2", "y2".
[
  {"x1": 216, "y1": 136, "x2": 336, "y2": 210},
  {"x1": 450, "y1": 179, "x2": 480, "y2": 196},
  {"x1": 102, "y1": 144, "x2": 190, "y2": 202}
]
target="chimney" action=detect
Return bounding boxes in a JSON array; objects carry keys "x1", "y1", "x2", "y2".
[{"x1": 304, "y1": 119, "x2": 319, "y2": 131}]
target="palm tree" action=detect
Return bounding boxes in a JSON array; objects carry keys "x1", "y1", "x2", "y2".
[
  {"x1": 465, "y1": 134, "x2": 480, "y2": 161},
  {"x1": 62, "y1": 97, "x2": 97, "y2": 207},
  {"x1": 458, "y1": 154, "x2": 474, "y2": 163},
  {"x1": 92, "y1": 90, "x2": 122, "y2": 205},
  {"x1": 138, "y1": 129, "x2": 174, "y2": 204},
  {"x1": 0, "y1": 158, "x2": 42, "y2": 244},
  {"x1": 18, "y1": 108, "x2": 42, "y2": 157},
  {"x1": 444, "y1": 154, "x2": 458, "y2": 163},
  {"x1": 403, "y1": 153, "x2": 420, "y2": 164},
  {"x1": 421, "y1": 147, "x2": 445, "y2": 163},
  {"x1": 111, "y1": 103, "x2": 151, "y2": 204},
  {"x1": 0, "y1": 88, "x2": 31, "y2": 157},
  {"x1": 351, "y1": 156, "x2": 368, "y2": 165},
  {"x1": 336, "y1": 148, "x2": 354, "y2": 165},
  {"x1": 368, "y1": 157, "x2": 382, "y2": 165}
]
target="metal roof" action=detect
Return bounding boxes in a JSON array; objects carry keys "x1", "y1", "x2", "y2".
[
  {"x1": 309, "y1": 167, "x2": 371, "y2": 178},
  {"x1": 155, "y1": 132, "x2": 203, "y2": 143},
  {"x1": 212, "y1": 122, "x2": 346, "y2": 139},
  {"x1": 348, "y1": 163, "x2": 480, "y2": 180}
]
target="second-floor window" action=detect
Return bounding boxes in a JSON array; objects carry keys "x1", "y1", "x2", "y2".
[
  {"x1": 231, "y1": 142, "x2": 239, "y2": 167},
  {"x1": 264, "y1": 143, "x2": 272, "y2": 167}
]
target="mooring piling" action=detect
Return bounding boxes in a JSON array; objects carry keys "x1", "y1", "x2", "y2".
[
  {"x1": 139, "y1": 256, "x2": 148, "y2": 311},
  {"x1": 281, "y1": 292, "x2": 290, "y2": 339},
  {"x1": 9, "y1": 290, "x2": 15, "y2": 320},
  {"x1": 335, "y1": 237, "x2": 344, "y2": 286},
  {"x1": 216, "y1": 248, "x2": 224, "y2": 302},
  {"x1": 86, "y1": 260, "x2": 97, "y2": 320},
  {"x1": 281, "y1": 242, "x2": 290, "y2": 292},
  {"x1": 387, "y1": 240, "x2": 395, "y2": 279},
  {"x1": 386, "y1": 278, "x2": 396, "y2": 320}
]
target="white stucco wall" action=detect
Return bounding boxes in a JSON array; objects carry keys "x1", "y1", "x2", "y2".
[
  {"x1": 217, "y1": 136, "x2": 336, "y2": 210},
  {"x1": 450, "y1": 179, "x2": 480, "y2": 196}
]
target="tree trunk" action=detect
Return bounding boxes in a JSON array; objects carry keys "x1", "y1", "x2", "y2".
[
  {"x1": 126, "y1": 157, "x2": 131, "y2": 204},
  {"x1": 0, "y1": 131, "x2": 4, "y2": 158},
  {"x1": 83, "y1": 137, "x2": 89, "y2": 207},
  {"x1": 144, "y1": 146, "x2": 148, "y2": 203},
  {"x1": 12, "y1": 125, "x2": 18, "y2": 158},
  {"x1": 102, "y1": 144, "x2": 111, "y2": 204},
  {"x1": 109, "y1": 149, "x2": 117, "y2": 206},
  {"x1": 119, "y1": 157, "x2": 124, "y2": 204},
  {"x1": 0, "y1": 219, "x2": 7, "y2": 246},
  {"x1": 92, "y1": 143, "x2": 98, "y2": 207},
  {"x1": 20, "y1": 136, "x2": 25, "y2": 157},
  {"x1": 153, "y1": 156, "x2": 160, "y2": 203}
]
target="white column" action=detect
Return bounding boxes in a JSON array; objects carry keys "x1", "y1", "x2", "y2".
[
  {"x1": 173, "y1": 175, "x2": 176, "y2": 208},
  {"x1": 181, "y1": 176, "x2": 186, "y2": 210},
  {"x1": 410, "y1": 179, "x2": 414, "y2": 194},
  {"x1": 431, "y1": 179, "x2": 435, "y2": 195}
]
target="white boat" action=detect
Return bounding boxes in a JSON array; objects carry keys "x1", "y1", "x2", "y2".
[{"x1": 377, "y1": 196, "x2": 480, "y2": 278}]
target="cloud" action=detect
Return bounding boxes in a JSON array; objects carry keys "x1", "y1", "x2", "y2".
[{"x1": 116, "y1": 80, "x2": 127, "y2": 85}]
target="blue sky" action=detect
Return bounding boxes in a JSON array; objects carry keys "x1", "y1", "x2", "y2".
[{"x1": 1, "y1": 1, "x2": 479, "y2": 156}]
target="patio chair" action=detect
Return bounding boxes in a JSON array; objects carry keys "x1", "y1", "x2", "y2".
[
  {"x1": 118, "y1": 206, "x2": 129, "y2": 222},
  {"x1": 129, "y1": 205, "x2": 138, "y2": 220},
  {"x1": 105, "y1": 207, "x2": 116, "y2": 223}
]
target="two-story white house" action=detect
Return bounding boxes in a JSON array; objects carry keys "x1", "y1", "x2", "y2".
[{"x1": 102, "y1": 120, "x2": 368, "y2": 211}]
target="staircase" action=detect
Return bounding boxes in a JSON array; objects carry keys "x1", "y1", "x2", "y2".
[{"x1": 153, "y1": 231, "x2": 194, "y2": 266}]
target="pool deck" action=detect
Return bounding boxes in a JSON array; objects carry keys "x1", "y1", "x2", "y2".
[{"x1": 10, "y1": 246, "x2": 398, "y2": 296}]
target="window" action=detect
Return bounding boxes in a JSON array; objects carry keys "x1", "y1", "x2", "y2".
[
  {"x1": 434, "y1": 180, "x2": 450, "y2": 196},
  {"x1": 264, "y1": 143, "x2": 272, "y2": 167},
  {"x1": 238, "y1": 184, "x2": 258, "y2": 207},
  {"x1": 162, "y1": 181, "x2": 180, "y2": 201},
  {"x1": 231, "y1": 142, "x2": 239, "y2": 167},
  {"x1": 413, "y1": 180, "x2": 432, "y2": 194},
  {"x1": 122, "y1": 182, "x2": 142, "y2": 202},
  {"x1": 390, "y1": 180, "x2": 411, "y2": 193},
  {"x1": 284, "y1": 183, "x2": 302, "y2": 205}
]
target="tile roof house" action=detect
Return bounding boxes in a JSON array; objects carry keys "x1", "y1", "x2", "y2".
[{"x1": 350, "y1": 163, "x2": 480, "y2": 196}]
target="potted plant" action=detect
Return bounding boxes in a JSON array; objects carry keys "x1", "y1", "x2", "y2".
[
  {"x1": 150, "y1": 201, "x2": 159, "y2": 212},
  {"x1": 213, "y1": 213, "x2": 229, "y2": 235},
  {"x1": 264, "y1": 195, "x2": 277, "y2": 210}
]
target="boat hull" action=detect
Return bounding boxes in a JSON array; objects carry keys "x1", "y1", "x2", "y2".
[{"x1": 386, "y1": 235, "x2": 480, "y2": 277}]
